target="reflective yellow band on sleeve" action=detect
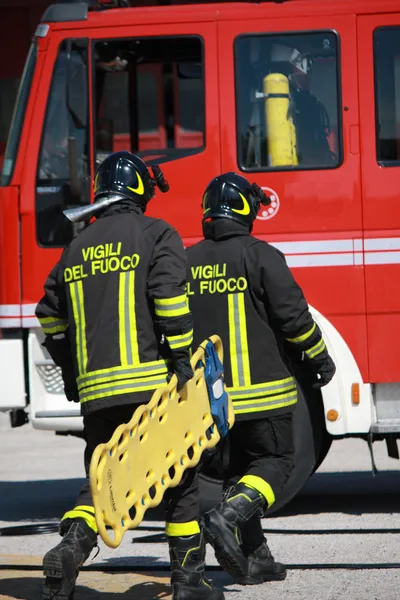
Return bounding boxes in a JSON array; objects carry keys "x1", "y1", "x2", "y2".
[
  {"x1": 166, "y1": 329, "x2": 193, "y2": 350},
  {"x1": 239, "y1": 475, "x2": 276, "y2": 508},
  {"x1": 38, "y1": 316, "x2": 69, "y2": 335},
  {"x1": 165, "y1": 521, "x2": 200, "y2": 537},
  {"x1": 286, "y1": 322, "x2": 316, "y2": 344},
  {"x1": 154, "y1": 295, "x2": 190, "y2": 318},
  {"x1": 306, "y1": 339, "x2": 326, "y2": 360}
]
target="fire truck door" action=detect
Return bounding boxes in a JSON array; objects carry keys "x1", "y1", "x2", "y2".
[
  {"x1": 91, "y1": 21, "x2": 220, "y2": 242},
  {"x1": 358, "y1": 14, "x2": 400, "y2": 382},
  {"x1": 218, "y1": 15, "x2": 369, "y2": 379}
]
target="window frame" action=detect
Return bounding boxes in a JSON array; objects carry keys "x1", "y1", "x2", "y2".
[
  {"x1": 35, "y1": 37, "x2": 91, "y2": 249},
  {"x1": 373, "y1": 25, "x2": 400, "y2": 168},
  {"x1": 91, "y1": 34, "x2": 206, "y2": 170},
  {"x1": 234, "y1": 28, "x2": 344, "y2": 173},
  {"x1": 0, "y1": 42, "x2": 37, "y2": 187}
]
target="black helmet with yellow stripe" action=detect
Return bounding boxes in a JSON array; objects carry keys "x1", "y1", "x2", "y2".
[
  {"x1": 64, "y1": 151, "x2": 169, "y2": 223},
  {"x1": 94, "y1": 151, "x2": 166, "y2": 208},
  {"x1": 201, "y1": 172, "x2": 271, "y2": 228}
]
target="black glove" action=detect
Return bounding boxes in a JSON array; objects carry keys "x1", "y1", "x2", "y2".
[
  {"x1": 42, "y1": 335, "x2": 79, "y2": 402},
  {"x1": 168, "y1": 348, "x2": 194, "y2": 391},
  {"x1": 62, "y1": 369, "x2": 80, "y2": 403},
  {"x1": 308, "y1": 354, "x2": 336, "y2": 389}
]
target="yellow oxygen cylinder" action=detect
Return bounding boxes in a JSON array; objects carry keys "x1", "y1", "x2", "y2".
[{"x1": 264, "y1": 73, "x2": 298, "y2": 167}]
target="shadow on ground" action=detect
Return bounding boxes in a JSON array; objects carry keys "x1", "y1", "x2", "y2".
[
  {"x1": 0, "y1": 577, "x2": 171, "y2": 599},
  {"x1": 277, "y1": 470, "x2": 400, "y2": 517},
  {"x1": 1, "y1": 469, "x2": 399, "y2": 526},
  {"x1": 0, "y1": 572, "x2": 235, "y2": 599}
]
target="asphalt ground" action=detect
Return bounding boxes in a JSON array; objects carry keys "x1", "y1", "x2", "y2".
[{"x1": 0, "y1": 412, "x2": 399, "y2": 600}]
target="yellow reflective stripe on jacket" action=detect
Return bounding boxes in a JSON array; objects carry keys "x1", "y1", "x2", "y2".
[
  {"x1": 38, "y1": 316, "x2": 69, "y2": 335},
  {"x1": 232, "y1": 389, "x2": 298, "y2": 414},
  {"x1": 166, "y1": 329, "x2": 193, "y2": 351},
  {"x1": 228, "y1": 292, "x2": 251, "y2": 388},
  {"x1": 286, "y1": 322, "x2": 316, "y2": 344},
  {"x1": 77, "y1": 361, "x2": 169, "y2": 391},
  {"x1": 119, "y1": 270, "x2": 139, "y2": 366},
  {"x1": 79, "y1": 373, "x2": 168, "y2": 404},
  {"x1": 77, "y1": 359, "x2": 168, "y2": 382},
  {"x1": 69, "y1": 281, "x2": 87, "y2": 375},
  {"x1": 228, "y1": 376, "x2": 295, "y2": 400},
  {"x1": 154, "y1": 294, "x2": 190, "y2": 318},
  {"x1": 306, "y1": 339, "x2": 326, "y2": 359}
]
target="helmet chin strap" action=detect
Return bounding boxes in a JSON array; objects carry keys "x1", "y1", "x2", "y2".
[
  {"x1": 251, "y1": 183, "x2": 271, "y2": 207},
  {"x1": 150, "y1": 165, "x2": 170, "y2": 193}
]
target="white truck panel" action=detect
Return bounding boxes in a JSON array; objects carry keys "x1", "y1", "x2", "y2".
[
  {"x1": 28, "y1": 330, "x2": 83, "y2": 431},
  {"x1": 310, "y1": 306, "x2": 373, "y2": 435},
  {"x1": 0, "y1": 338, "x2": 26, "y2": 409}
]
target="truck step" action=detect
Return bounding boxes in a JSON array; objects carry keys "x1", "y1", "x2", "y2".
[{"x1": 371, "y1": 420, "x2": 400, "y2": 434}]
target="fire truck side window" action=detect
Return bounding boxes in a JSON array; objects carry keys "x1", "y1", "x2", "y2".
[
  {"x1": 235, "y1": 32, "x2": 341, "y2": 171},
  {"x1": 94, "y1": 37, "x2": 205, "y2": 166},
  {"x1": 374, "y1": 27, "x2": 400, "y2": 165},
  {"x1": 36, "y1": 39, "x2": 90, "y2": 247}
]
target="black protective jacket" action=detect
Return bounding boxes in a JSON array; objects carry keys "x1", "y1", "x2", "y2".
[
  {"x1": 35, "y1": 201, "x2": 193, "y2": 415},
  {"x1": 186, "y1": 220, "x2": 328, "y2": 421}
]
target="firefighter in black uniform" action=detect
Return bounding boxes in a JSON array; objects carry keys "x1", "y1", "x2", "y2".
[
  {"x1": 186, "y1": 172, "x2": 336, "y2": 585},
  {"x1": 35, "y1": 151, "x2": 224, "y2": 600}
]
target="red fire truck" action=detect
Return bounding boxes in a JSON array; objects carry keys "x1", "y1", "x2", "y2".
[{"x1": 1, "y1": 0, "x2": 399, "y2": 511}]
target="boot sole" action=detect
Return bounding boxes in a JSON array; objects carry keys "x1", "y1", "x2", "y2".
[
  {"x1": 203, "y1": 515, "x2": 247, "y2": 580},
  {"x1": 42, "y1": 551, "x2": 75, "y2": 600},
  {"x1": 237, "y1": 570, "x2": 287, "y2": 585},
  {"x1": 172, "y1": 584, "x2": 225, "y2": 600}
]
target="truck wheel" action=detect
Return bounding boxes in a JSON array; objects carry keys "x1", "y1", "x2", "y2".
[
  {"x1": 198, "y1": 369, "x2": 327, "y2": 517},
  {"x1": 313, "y1": 429, "x2": 333, "y2": 473}
]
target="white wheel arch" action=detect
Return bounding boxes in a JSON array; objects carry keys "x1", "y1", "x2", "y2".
[{"x1": 308, "y1": 306, "x2": 373, "y2": 435}]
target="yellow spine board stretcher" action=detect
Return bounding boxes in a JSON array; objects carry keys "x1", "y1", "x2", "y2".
[
  {"x1": 264, "y1": 73, "x2": 298, "y2": 167},
  {"x1": 89, "y1": 335, "x2": 235, "y2": 549}
]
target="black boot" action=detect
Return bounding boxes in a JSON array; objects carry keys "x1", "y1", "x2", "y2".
[
  {"x1": 202, "y1": 483, "x2": 264, "y2": 580},
  {"x1": 42, "y1": 518, "x2": 97, "y2": 599},
  {"x1": 240, "y1": 542, "x2": 287, "y2": 584},
  {"x1": 239, "y1": 514, "x2": 286, "y2": 584},
  {"x1": 168, "y1": 531, "x2": 225, "y2": 600}
]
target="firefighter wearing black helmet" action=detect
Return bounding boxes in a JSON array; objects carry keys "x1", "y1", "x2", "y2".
[
  {"x1": 35, "y1": 151, "x2": 224, "y2": 600},
  {"x1": 186, "y1": 172, "x2": 336, "y2": 586}
]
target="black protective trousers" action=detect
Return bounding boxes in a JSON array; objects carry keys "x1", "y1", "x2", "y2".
[
  {"x1": 75, "y1": 404, "x2": 199, "y2": 524},
  {"x1": 223, "y1": 412, "x2": 295, "y2": 554},
  {"x1": 225, "y1": 412, "x2": 295, "y2": 493}
]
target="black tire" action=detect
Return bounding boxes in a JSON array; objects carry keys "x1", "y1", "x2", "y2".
[
  {"x1": 198, "y1": 365, "x2": 328, "y2": 517},
  {"x1": 313, "y1": 428, "x2": 333, "y2": 473}
]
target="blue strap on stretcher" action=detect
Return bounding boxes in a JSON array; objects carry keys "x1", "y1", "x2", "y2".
[{"x1": 203, "y1": 341, "x2": 229, "y2": 438}]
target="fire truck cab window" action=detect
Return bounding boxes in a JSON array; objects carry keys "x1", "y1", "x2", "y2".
[
  {"x1": 94, "y1": 36, "x2": 205, "y2": 167},
  {"x1": 36, "y1": 40, "x2": 90, "y2": 247},
  {"x1": 235, "y1": 32, "x2": 340, "y2": 171},
  {"x1": 374, "y1": 27, "x2": 400, "y2": 165}
]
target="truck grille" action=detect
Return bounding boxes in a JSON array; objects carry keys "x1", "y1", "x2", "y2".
[{"x1": 35, "y1": 360, "x2": 64, "y2": 394}]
